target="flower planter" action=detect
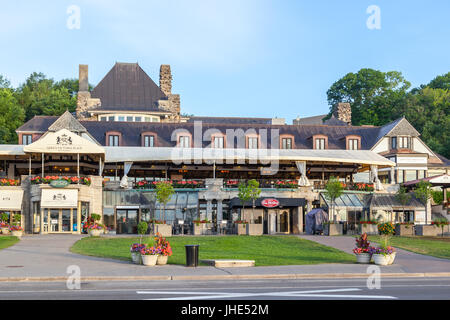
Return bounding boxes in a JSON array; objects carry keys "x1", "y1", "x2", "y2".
[
  {"x1": 415, "y1": 225, "x2": 438, "y2": 237},
  {"x1": 89, "y1": 229, "x2": 102, "y2": 237},
  {"x1": 373, "y1": 254, "x2": 389, "y2": 266},
  {"x1": 323, "y1": 224, "x2": 343, "y2": 236},
  {"x1": 395, "y1": 224, "x2": 415, "y2": 236},
  {"x1": 153, "y1": 224, "x2": 172, "y2": 237},
  {"x1": 131, "y1": 252, "x2": 142, "y2": 264},
  {"x1": 1, "y1": 227, "x2": 10, "y2": 235},
  {"x1": 358, "y1": 224, "x2": 378, "y2": 235},
  {"x1": 193, "y1": 223, "x2": 213, "y2": 235},
  {"x1": 355, "y1": 253, "x2": 371, "y2": 264},
  {"x1": 247, "y1": 223, "x2": 263, "y2": 236},
  {"x1": 141, "y1": 255, "x2": 158, "y2": 266},
  {"x1": 235, "y1": 224, "x2": 248, "y2": 235},
  {"x1": 11, "y1": 230, "x2": 23, "y2": 238},
  {"x1": 157, "y1": 255, "x2": 168, "y2": 265}
]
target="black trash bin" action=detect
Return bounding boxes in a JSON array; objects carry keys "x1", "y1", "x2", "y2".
[{"x1": 185, "y1": 245, "x2": 199, "y2": 267}]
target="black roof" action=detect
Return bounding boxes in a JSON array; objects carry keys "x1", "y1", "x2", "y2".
[{"x1": 90, "y1": 62, "x2": 167, "y2": 112}]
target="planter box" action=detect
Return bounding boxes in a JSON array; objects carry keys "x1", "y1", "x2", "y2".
[
  {"x1": 247, "y1": 223, "x2": 263, "y2": 236},
  {"x1": 193, "y1": 223, "x2": 213, "y2": 235},
  {"x1": 324, "y1": 224, "x2": 343, "y2": 236},
  {"x1": 235, "y1": 224, "x2": 248, "y2": 235},
  {"x1": 415, "y1": 225, "x2": 439, "y2": 237},
  {"x1": 395, "y1": 224, "x2": 415, "y2": 236},
  {"x1": 358, "y1": 224, "x2": 378, "y2": 235},
  {"x1": 153, "y1": 224, "x2": 172, "y2": 237}
]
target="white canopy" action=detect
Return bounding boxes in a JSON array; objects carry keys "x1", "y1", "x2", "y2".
[
  {"x1": 23, "y1": 129, "x2": 105, "y2": 155},
  {"x1": 104, "y1": 147, "x2": 395, "y2": 168}
]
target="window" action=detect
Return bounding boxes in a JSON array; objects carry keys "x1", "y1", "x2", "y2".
[
  {"x1": 391, "y1": 137, "x2": 397, "y2": 149},
  {"x1": 22, "y1": 134, "x2": 32, "y2": 145},
  {"x1": 404, "y1": 170, "x2": 417, "y2": 182},
  {"x1": 315, "y1": 138, "x2": 326, "y2": 150},
  {"x1": 144, "y1": 117, "x2": 151, "y2": 122},
  {"x1": 179, "y1": 136, "x2": 190, "y2": 148},
  {"x1": 108, "y1": 135, "x2": 119, "y2": 146},
  {"x1": 118, "y1": 116, "x2": 125, "y2": 122},
  {"x1": 398, "y1": 136, "x2": 410, "y2": 149},
  {"x1": 135, "y1": 117, "x2": 142, "y2": 122},
  {"x1": 348, "y1": 139, "x2": 359, "y2": 150},
  {"x1": 143, "y1": 135, "x2": 154, "y2": 147},
  {"x1": 152, "y1": 118, "x2": 159, "y2": 122},
  {"x1": 108, "y1": 116, "x2": 115, "y2": 122},
  {"x1": 100, "y1": 117, "x2": 107, "y2": 122},
  {"x1": 126, "y1": 116, "x2": 133, "y2": 122},
  {"x1": 213, "y1": 136, "x2": 224, "y2": 148},
  {"x1": 247, "y1": 137, "x2": 258, "y2": 149},
  {"x1": 281, "y1": 138, "x2": 292, "y2": 149}
]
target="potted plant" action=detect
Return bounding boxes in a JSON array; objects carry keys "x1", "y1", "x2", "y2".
[
  {"x1": 154, "y1": 181, "x2": 174, "y2": 237},
  {"x1": 374, "y1": 222, "x2": 396, "y2": 265},
  {"x1": 431, "y1": 218, "x2": 449, "y2": 237},
  {"x1": 234, "y1": 220, "x2": 249, "y2": 235},
  {"x1": 87, "y1": 223, "x2": 104, "y2": 237},
  {"x1": 140, "y1": 246, "x2": 160, "y2": 266},
  {"x1": 138, "y1": 221, "x2": 148, "y2": 243},
  {"x1": 130, "y1": 243, "x2": 146, "y2": 264},
  {"x1": 154, "y1": 233, "x2": 172, "y2": 265},
  {"x1": 358, "y1": 220, "x2": 378, "y2": 235},
  {"x1": 352, "y1": 233, "x2": 372, "y2": 263},
  {"x1": 0, "y1": 213, "x2": 9, "y2": 234},
  {"x1": 322, "y1": 221, "x2": 343, "y2": 236},
  {"x1": 9, "y1": 225, "x2": 23, "y2": 238}
]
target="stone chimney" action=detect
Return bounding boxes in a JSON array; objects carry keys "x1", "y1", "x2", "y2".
[
  {"x1": 159, "y1": 64, "x2": 172, "y2": 96},
  {"x1": 76, "y1": 64, "x2": 100, "y2": 120},
  {"x1": 79, "y1": 64, "x2": 89, "y2": 92},
  {"x1": 333, "y1": 102, "x2": 352, "y2": 125}
]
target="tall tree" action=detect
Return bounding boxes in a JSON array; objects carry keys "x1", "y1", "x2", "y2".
[
  {"x1": 0, "y1": 88, "x2": 25, "y2": 144},
  {"x1": 155, "y1": 181, "x2": 175, "y2": 223},
  {"x1": 326, "y1": 68, "x2": 411, "y2": 126},
  {"x1": 247, "y1": 179, "x2": 261, "y2": 224}
]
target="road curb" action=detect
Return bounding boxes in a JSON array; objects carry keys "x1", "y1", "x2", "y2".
[{"x1": 1, "y1": 272, "x2": 450, "y2": 282}]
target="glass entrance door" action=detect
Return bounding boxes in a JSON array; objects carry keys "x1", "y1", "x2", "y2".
[
  {"x1": 45, "y1": 208, "x2": 77, "y2": 233},
  {"x1": 50, "y1": 209, "x2": 59, "y2": 232},
  {"x1": 116, "y1": 209, "x2": 139, "y2": 234}
]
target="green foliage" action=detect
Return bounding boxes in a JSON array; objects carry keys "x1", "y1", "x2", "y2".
[
  {"x1": 247, "y1": 179, "x2": 261, "y2": 203},
  {"x1": 90, "y1": 213, "x2": 101, "y2": 222},
  {"x1": 237, "y1": 181, "x2": 251, "y2": 206},
  {"x1": 414, "y1": 181, "x2": 432, "y2": 205},
  {"x1": 0, "y1": 88, "x2": 25, "y2": 144},
  {"x1": 323, "y1": 176, "x2": 344, "y2": 203},
  {"x1": 1, "y1": 212, "x2": 9, "y2": 223},
  {"x1": 137, "y1": 221, "x2": 148, "y2": 236},
  {"x1": 396, "y1": 186, "x2": 411, "y2": 207},
  {"x1": 431, "y1": 190, "x2": 444, "y2": 205},
  {"x1": 156, "y1": 181, "x2": 175, "y2": 221}
]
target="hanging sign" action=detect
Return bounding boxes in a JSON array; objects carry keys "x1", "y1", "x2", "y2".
[
  {"x1": 261, "y1": 198, "x2": 279, "y2": 208},
  {"x1": 50, "y1": 179, "x2": 70, "y2": 188}
]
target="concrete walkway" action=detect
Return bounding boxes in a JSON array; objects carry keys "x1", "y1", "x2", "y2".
[
  {"x1": 299, "y1": 235, "x2": 450, "y2": 273},
  {"x1": 0, "y1": 234, "x2": 449, "y2": 281}
]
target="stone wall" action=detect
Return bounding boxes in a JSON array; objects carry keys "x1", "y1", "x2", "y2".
[{"x1": 333, "y1": 102, "x2": 352, "y2": 125}]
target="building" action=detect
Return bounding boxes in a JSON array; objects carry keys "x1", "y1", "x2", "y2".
[{"x1": 1, "y1": 62, "x2": 448, "y2": 235}]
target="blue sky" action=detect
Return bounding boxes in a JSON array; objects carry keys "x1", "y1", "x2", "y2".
[{"x1": 1, "y1": 0, "x2": 449, "y2": 122}]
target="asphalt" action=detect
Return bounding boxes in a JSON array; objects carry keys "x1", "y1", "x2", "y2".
[{"x1": 0, "y1": 234, "x2": 449, "y2": 282}]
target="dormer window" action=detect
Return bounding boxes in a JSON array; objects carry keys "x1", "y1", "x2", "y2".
[
  {"x1": 345, "y1": 135, "x2": 361, "y2": 150},
  {"x1": 109, "y1": 135, "x2": 119, "y2": 146},
  {"x1": 213, "y1": 136, "x2": 224, "y2": 148},
  {"x1": 313, "y1": 135, "x2": 328, "y2": 150},
  {"x1": 398, "y1": 136, "x2": 410, "y2": 149},
  {"x1": 391, "y1": 137, "x2": 397, "y2": 149},
  {"x1": 179, "y1": 136, "x2": 190, "y2": 148},
  {"x1": 22, "y1": 134, "x2": 32, "y2": 145},
  {"x1": 143, "y1": 135, "x2": 154, "y2": 147},
  {"x1": 247, "y1": 137, "x2": 259, "y2": 149}
]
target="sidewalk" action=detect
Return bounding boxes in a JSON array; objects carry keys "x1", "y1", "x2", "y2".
[{"x1": 0, "y1": 234, "x2": 449, "y2": 282}]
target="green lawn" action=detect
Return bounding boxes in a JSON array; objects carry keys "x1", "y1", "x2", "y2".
[
  {"x1": 0, "y1": 236, "x2": 19, "y2": 250},
  {"x1": 367, "y1": 235, "x2": 450, "y2": 260},
  {"x1": 71, "y1": 235, "x2": 355, "y2": 266}
]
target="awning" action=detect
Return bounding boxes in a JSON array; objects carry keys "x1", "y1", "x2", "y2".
[
  {"x1": 104, "y1": 147, "x2": 395, "y2": 169},
  {"x1": 0, "y1": 189, "x2": 24, "y2": 210},
  {"x1": 0, "y1": 145, "x2": 25, "y2": 156},
  {"x1": 369, "y1": 193, "x2": 425, "y2": 210},
  {"x1": 321, "y1": 193, "x2": 370, "y2": 210},
  {"x1": 41, "y1": 189, "x2": 78, "y2": 208},
  {"x1": 402, "y1": 174, "x2": 450, "y2": 188},
  {"x1": 24, "y1": 129, "x2": 105, "y2": 155},
  {"x1": 229, "y1": 197, "x2": 305, "y2": 208}
]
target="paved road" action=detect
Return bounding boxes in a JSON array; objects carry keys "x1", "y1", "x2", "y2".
[{"x1": 0, "y1": 277, "x2": 449, "y2": 300}]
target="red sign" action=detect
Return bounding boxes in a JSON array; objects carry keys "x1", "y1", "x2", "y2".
[{"x1": 261, "y1": 198, "x2": 279, "y2": 208}]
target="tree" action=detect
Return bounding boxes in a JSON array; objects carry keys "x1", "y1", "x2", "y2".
[
  {"x1": 395, "y1": 186, "x2": 411, "y2": 222},
  {"x1": 427, "y1": 72, "x2": 450, "y2": 90},
  {"x1": 414, "y1": 181, "x2": 433, "y2": 225},
  {"x1": 137, "y1": 221, "x2": 148, "y2": 244},
  {"x1": 247, "y1": 179, "x2": 261, "y2": 224},
  {"x1": 238, "y1": 181, "x2": 251, "y2": 221},
  {"x1": 323, "y1": 177, "x2": 344, "y2": 222},
  {"x1": 326, "y1": 68, "x2": 411, "y2": 126},
  {"x1": 155, "y1": 181, "x2": 174, "y2": 223},
  {"x1": 0, "y1": 88, "x2": 25, "y2": 144}
]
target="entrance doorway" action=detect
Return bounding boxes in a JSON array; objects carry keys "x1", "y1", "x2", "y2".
[
  {"x1": 43, "y1": 208, "x2": 78, "y2": 233},
  {"x1": 266, "y1": 209, "x2": 291, "y2": 234},
  {"x1": 116, "y1": 208, "x2": 139, "y2": 234}
]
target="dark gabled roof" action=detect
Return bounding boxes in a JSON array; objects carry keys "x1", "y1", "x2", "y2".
[
  {"x1": 48, "y1": 110, "x2": 87, "y2": 133},
  {"x1": 90, "y1": 62, "x2": 167, "y2": 112},
  {"x1": 16, "y1": 117, "x2": 383, "y2": 149},
  {"x1": 187, "y1": 116, "x2": 272, "y2": 125}
]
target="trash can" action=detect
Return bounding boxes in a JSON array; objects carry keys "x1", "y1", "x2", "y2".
[{"x1": 185, "y1": 245, "x2": 199, "y2": 267}]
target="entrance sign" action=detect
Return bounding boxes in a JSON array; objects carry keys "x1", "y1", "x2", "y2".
[
  {"x1": 50, "y1": 179, "x2": 70, "y2": 188},
  {"x1": 41, "y1": 189, "x2": 78, "y2": 208},
  {"x1": 0, "y1": 190, "x2": 24, "y2": 210},
  {"x1": 261, "y1": 198, "x2": 279, "y2": 208}
]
